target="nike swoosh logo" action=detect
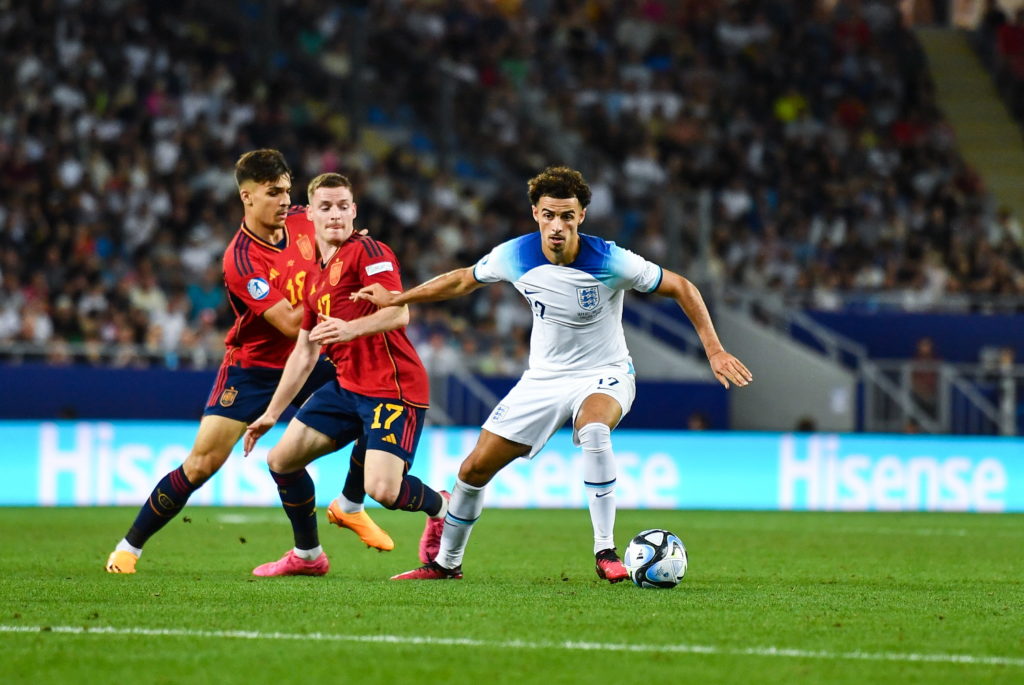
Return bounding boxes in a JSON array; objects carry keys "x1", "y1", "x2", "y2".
[
  {"x1": 523, "y1": 289, "x2": 540, "y2": 295},
  {"x1": 595, "y1": 491, "x2": 613, "y2": 498}
]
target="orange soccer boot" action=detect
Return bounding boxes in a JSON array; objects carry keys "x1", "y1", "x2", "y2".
[{"x1": 326, "y1": 500, "x2": 395, "y2": 551}]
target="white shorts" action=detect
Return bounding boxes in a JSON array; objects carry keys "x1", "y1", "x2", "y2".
[{"x1": 482, "y1": 365, "x2": 637, "y2": 458}]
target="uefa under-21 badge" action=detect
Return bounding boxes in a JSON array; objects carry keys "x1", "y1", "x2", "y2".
[
  {"x1": 577, "y1": 286, "x2": 600, "y2": 310},
  {"x1": 247, "y1": 277, "x2": 270, "y2": 300},
  {"x1": 365, "y1": 261, "x2": 393, "y2": 276}
]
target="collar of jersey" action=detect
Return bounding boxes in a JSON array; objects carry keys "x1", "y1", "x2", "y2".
[
  {"x1": 240, "y1": 221, "x2": 288, "y2": 251},
  {"x1": 320, "y1": 243, "x2": 345, "y2": 269}
]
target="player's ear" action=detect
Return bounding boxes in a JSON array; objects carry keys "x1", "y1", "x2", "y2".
[
  {"x1": 351, "y1": 202, "x2": 357, "y2": 220},
  {"x1": 240, "y1": 187, "x2": 252, "y2": 206},
  {"x1": 578, "y1": 207, "x2": 586, "y2": 226},
  {"x1": 306, "y1": 204, "x2": 314, "y2": 221}
]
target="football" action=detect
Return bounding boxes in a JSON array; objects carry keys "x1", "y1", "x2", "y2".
[{"x1": 623, "y1": 529, "x2": 688, "y2": 589}]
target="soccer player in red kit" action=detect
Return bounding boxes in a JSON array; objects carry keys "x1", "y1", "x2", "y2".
[
  {"x1": 243, "y1": 172, "x2": 448, "y2": 576},
  {"x1": 105, "y1": 151, "x2": 388, "y2": 574}
]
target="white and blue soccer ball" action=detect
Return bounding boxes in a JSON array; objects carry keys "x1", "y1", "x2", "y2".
[{"x1": 623, "y1": 529, "x2": 687, "y2": 589}]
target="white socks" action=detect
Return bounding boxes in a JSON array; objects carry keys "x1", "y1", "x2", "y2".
[
  {"x1": 579, "y1": 422, "x2": 616, "y2": 555},
  {"x1": 116, "y1": 539, "x2": 143, "y2": 557},
  {"x1": 431, "y1": 492, "x2": 450, "y2": 520},
  {"x1": 336, "y1": 493, "x2": 363, "y2": 514},
  {"x1": 435, "y1": 478, "x2": 485, "y2": 569},
  {"x1": 294, "y1": 545, "x2": 323, "y2": 560}
]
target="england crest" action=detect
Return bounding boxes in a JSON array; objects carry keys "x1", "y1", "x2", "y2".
[{"x1": 577, "y1": 286, "x2": 600, "y2": 311}]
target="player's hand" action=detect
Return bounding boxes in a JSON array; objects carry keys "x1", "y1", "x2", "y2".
[
  {"x1": 708, "y1": 350, "x2": 753, "y2": 389},
  {"x1": 244, "y1": 413, "x2": 276, "y2": 456},
  {"x1": 309, "y1": 312, "x2": 358, "y2": 344},
  {"x1": 351, "y1": 283, "x2": 396, "y2": 307}
]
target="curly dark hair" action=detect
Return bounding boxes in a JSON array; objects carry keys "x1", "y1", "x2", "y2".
[
  {"x1": 234, "y1": 149, "x2": 292, "y2": 188},
  {"x1": 527, "y1": 165, "x2": 592, "y2": 208}
]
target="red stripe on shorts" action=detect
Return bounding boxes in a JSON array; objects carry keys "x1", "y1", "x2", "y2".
[
  {"x1": 206, "y1": 362, "x2": 229, "y2": 407},
  {"x1": 401, "y1": 407, "x2": 417, "y2": 452}
]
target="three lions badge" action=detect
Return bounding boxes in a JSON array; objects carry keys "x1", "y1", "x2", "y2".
[{"x1": 577, "y1": 286, "x2": 599, "y2": 311}]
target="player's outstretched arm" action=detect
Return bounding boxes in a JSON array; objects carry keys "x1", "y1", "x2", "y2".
[
  {"x1": 655, "y1": 269, "x2": 753, "y2": 390},
  {"x1": 262, "y1": 299, "x2": 304, "y2": 340},
  {"x1": 352, "y1": 267, "x2": 484, "y2": 307},
  {"x1": 243, "y1": 330, "x2": 320, "y2": 455},
  {"x1": 309, "y1": 303, "x2": 409, "y2": 345}
]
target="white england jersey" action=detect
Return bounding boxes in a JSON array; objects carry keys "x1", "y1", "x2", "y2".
[{"x1": 473, "y1": 232, "x2": 663, "y2": 373}]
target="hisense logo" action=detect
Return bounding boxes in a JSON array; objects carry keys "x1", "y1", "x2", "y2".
[
  {"x1": 777, "y1": 434, "x2": 1007, "y2": 512},
  {"x1": 36, "y1": 423, "x2": 282, "y2": 506}
]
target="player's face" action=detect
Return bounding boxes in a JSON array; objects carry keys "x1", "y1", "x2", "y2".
[
  {"x1": 533, "y1": 196, "x2": 585, "y2": 260},
  {"x1": 307, "y1": 185, "x2": 357, "y2": 246},
  {"x1": 242, "y1": 174, "x2": 292, "y2": 230}
]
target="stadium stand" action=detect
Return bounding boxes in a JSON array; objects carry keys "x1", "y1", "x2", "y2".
[{"x1": 1, "y1": 0, "x2": 1020, "y2": 432}]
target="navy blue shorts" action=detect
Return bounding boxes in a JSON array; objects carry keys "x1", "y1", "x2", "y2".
[
  {"x1": 294, "y1": 381, "x2": 426, "y2": 464},
  {"x1": 203, "y1": 357, "x2": 336, "y2": 424}
]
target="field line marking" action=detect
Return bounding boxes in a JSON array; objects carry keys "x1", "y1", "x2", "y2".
[{"x1": 1, "y1": 625, "x2": 1021, "y2": 667}]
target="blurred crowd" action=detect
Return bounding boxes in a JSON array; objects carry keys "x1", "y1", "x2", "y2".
[{"x1": 1, "y1": 0, "x2": 1022, "y2": 374}]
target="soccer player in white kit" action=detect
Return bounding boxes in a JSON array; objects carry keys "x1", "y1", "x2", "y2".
[{"x1": 355, "y1": 166, "x2": 753, "y2": 582}]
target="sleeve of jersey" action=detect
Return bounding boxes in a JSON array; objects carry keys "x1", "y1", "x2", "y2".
[
  {"x1": 609, "y1": 244, "x2": 663, "y2": 293},
  {"x1": 359, "y1": 242, "x2": 404, "y2": 291},
  {"x1": 300, "y1": 300, "x2": 317, "y2": 332},
  {"x1": 224, "y1": 250, "x2": 287, "y2": 316},
  {"x1": 472, "y1": 240, "x2": 517, "y2": 283}
]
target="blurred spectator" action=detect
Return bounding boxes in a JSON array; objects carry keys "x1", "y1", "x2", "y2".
[
  {"x1": 417, "y1": 331, "x2": 464, "y2": 377},
  {"x1": 686, "y1": 411, "x2": 710, "y2": 431},
  {"x1": 1, "y1": 0, "x2": 1021, "y2": 378},
  {"x1": 903, "y1": 417, "x2": 923, "y2": 434},
  {"x1": 910, "y1": 336, "x2": 941, "y2": 416},
  {"x1": 187, "y1": 266, "x2": 226, "y2": 323},
  {"x1": 794, "y1": 416, "x2": 818, "y2": 432}
]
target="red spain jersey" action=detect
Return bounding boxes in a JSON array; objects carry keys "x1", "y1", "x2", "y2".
[
  {"x1": 302, "y1": 234, "x2": 429, "y2": 407},
  {"x1": 222, "y1": 208, "x2": 318, "y2": 368}
]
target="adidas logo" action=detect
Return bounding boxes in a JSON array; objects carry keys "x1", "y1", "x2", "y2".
[{"x1": 382, "y1": 434, "x2": 397, "y2": 444}]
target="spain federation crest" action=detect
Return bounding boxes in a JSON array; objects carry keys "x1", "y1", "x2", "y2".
[
  {"x1": 577, "y1": 286, "x2": 600, "y2": 311},
  {"x1": 296, "y1": 233, "x2": 314, "y2": 261},
  {"x1": 219, "y1": 387, "x2": 238, "y2": 407},
  {"x1": 329, "y1": 260, "x2": 344, "y2": 286}
]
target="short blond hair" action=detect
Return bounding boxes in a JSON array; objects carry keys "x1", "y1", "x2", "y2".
[{"x1": 307, "y1": 172, "x2": 353, "y2": 201}]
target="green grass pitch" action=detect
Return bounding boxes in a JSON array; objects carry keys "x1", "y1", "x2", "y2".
[{"x1": 1, "y1": 507, "x2": 1021, "y2": 684}]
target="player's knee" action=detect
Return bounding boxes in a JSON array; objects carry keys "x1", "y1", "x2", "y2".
[
  {"x1": 578, "y1": 422, "x2": 612, "y2": 453},
  {"x1": 366, "y1": 479, "x2": 400, "y2": 508},
  {"x1": 457, "y1": 459, "x2": 494, "y2": 488},
  {"x1": 266, "y1": 445, "x2": 298, "y2": 473},
  {"x1": 182, "y1": 452, "x2": 228, "y2": 485}
]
